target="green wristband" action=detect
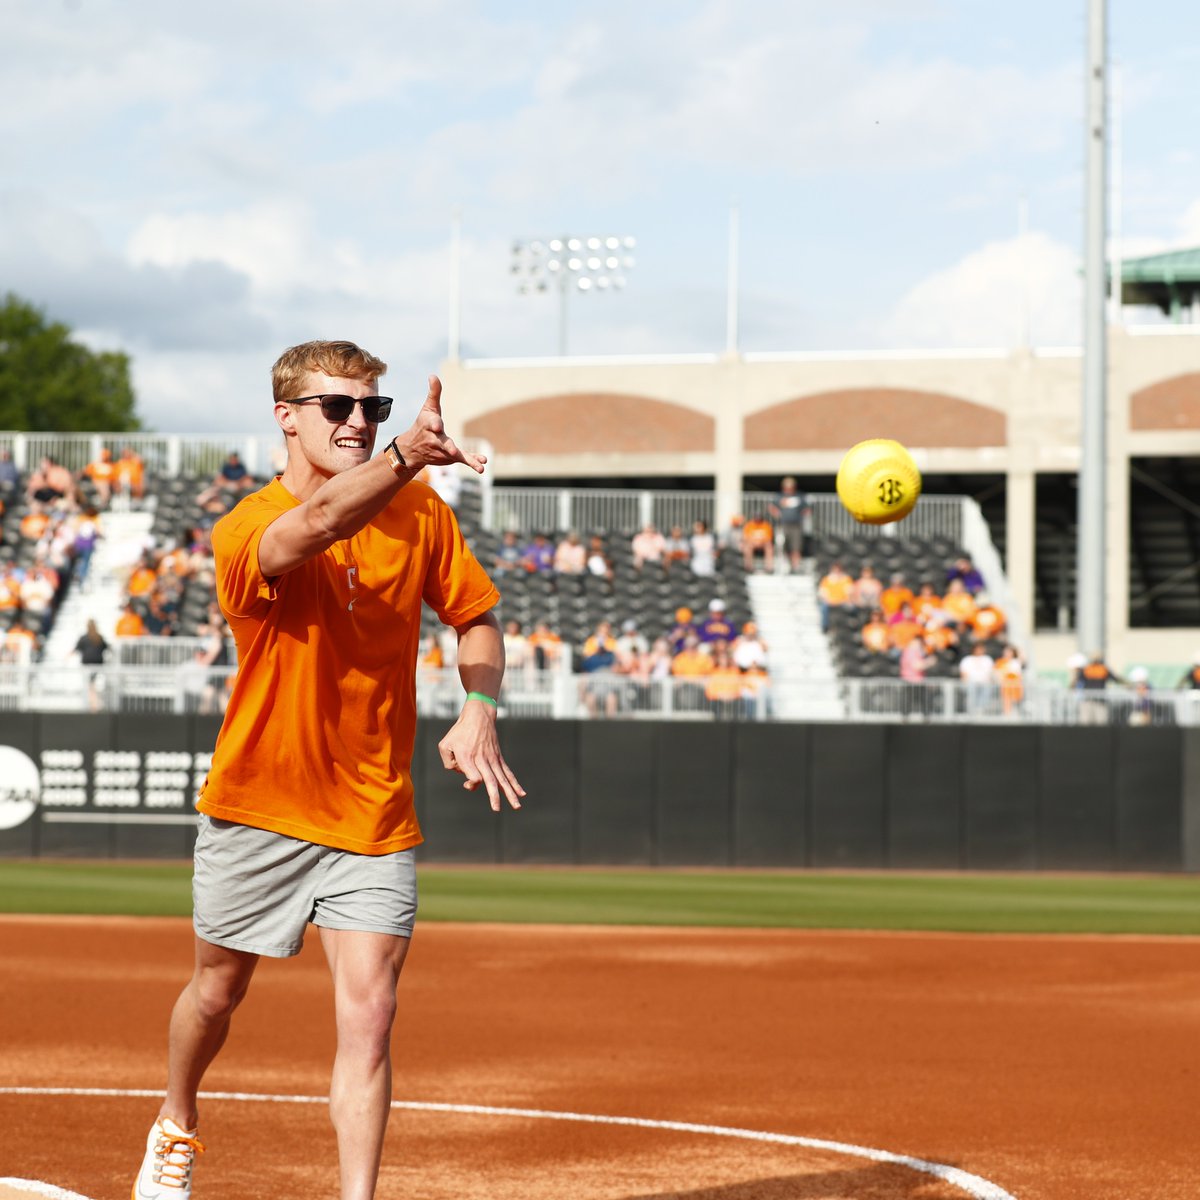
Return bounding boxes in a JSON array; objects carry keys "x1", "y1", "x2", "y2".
[{"x1": 466, "y1": 691, "x2": 498, "y2": 707}]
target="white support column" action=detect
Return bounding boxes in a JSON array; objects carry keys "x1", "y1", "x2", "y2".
[{"x1": 1005, "y1": 467, "x2": 1036, "y2": 653}]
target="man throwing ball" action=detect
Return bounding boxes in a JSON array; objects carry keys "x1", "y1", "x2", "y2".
[{"x1": 132, "y1": 340, "x2": 524, "y2": 1200}]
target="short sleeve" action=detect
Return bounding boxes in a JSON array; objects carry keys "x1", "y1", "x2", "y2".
[
  {"x1": 421, "y1": 497, "x2": 500, "y2": 626},
  {"x1": 212, "y1": 494, "x2": 286, "y2": 618}
]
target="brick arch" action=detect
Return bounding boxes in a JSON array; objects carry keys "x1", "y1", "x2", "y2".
[
  {"x1": 1131, "y1": 373, "x2": 1200, "y2": 429},
  {"x1": 464, "y1": 393, "x2": 714, "y2": 454},
  {"x1": 743, "y1": 388, "x2": 1006, "y2": 450}
]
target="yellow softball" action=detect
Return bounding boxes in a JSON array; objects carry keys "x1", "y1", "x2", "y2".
[{"x1": 835, "y1": 438, "x2": 922, "y2": 525}]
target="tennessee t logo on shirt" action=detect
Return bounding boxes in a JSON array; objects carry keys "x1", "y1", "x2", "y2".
[{"x1": 346, "y1": 564, "x2": 358, "y2": 611}]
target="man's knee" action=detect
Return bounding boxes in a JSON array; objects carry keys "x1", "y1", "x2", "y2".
[{"x1": 190, "y1": 958, "x2": 255, "y2": 1022}]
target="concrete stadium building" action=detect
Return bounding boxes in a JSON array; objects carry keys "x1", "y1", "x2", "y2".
[{"x1": 440, "y1": 324, "x2": 1200, "y2": 675}]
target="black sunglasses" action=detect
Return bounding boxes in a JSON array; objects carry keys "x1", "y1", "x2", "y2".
[{"x1": 288, "y1": 394, "x2": 393, "y2": 423}]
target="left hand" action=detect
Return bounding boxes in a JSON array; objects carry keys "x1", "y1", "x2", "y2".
[{"x1": 438, "y1": 702, "x2": 525, "y2": 812}]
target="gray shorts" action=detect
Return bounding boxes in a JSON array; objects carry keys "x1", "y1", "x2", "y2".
[{"x1": 192, "y1": 814, "x2": 418, "y2": 958}]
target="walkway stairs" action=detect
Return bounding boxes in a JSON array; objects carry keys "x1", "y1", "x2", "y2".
[{"x1": 746, "y1": 571, "x2": 844, "y2": 720}]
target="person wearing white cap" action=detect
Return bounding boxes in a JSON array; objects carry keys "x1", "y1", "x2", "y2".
[{"x1": 699, "y1": 598, "x2": 736, "y2": 645}]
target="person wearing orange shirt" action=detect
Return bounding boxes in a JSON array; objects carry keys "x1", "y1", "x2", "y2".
[
  {"x1": 995, "y1": 644, "x2": 1025, "y2": 715},
  {"x1": 82, "y1": 447, "x2": 117, "y2": 508},
  {"x1": 527, "y1": 620, "x2": 563, "y2": 669},
  {"x1": 671, "y1": 631, "x2": 712, "y2": 713},
  {"x1": 969, "y1": 593, "x2": 1007, "y2": 643},
  {"x1": 912, "y1": 581, "x2": 943, "y2": 623},
  {"x1": 115, "y1": 602, "x2": 146, "y2": 638},
  {"x1": 879, "y1": 572, "x2": 914, "y2": 618},
  {"x1": 861, "y1": 609, "x2": 891, "y2": 654},
  {"x1": 705, "y1": 642, "x2": 748, "y2": 716},
  {"x1": 851, "y1": 564, "x2": 883, "y2": 610},
  {"x1": 887, "y1": 602, "x2": 923, "y2": 650},
  {"x1": 114, "y1": 446, "x2": 145, "y2": 505},
  {"x1": 741, "y1": 515, "x2": 775, "y2": 573},
  {"x1": 131, "y1": 340, "x2": 523, "y2": 1200},
  {"x1": 817, "y1": 561, "x2": 854, "y2": 630},
  {"x1": 127, "y1": 554, "x2": 159, "y2": 597},
  {"x1": 941, "y1": 578, "x2": 977, "y2": 629}
]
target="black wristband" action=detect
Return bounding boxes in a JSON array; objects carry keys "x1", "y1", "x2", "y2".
[{"x1": 383, "y1": 438, "x2": 407, "y2": 477}]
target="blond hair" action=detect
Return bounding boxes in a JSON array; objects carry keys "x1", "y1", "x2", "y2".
[{"x1": 271, "y1": 340, "x2": 387, "y2": 404}]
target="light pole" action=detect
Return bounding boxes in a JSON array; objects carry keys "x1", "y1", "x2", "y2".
[{"x1": 511, "y1": 234, "x2": 636, "y2": 356}]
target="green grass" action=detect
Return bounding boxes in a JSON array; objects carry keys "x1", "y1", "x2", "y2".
[{"x1": 2, "y1": 861, "x2": 1200, "y2": 935}]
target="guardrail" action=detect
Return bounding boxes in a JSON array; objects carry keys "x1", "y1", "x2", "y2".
[{"x1": 3, "y1": 661, "x2": 1196, "y2": 726}]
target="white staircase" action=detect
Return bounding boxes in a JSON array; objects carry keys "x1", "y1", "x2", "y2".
[
  {"x1": 746, "y1": 572, "x2": 844, "y2": 720},
  {"x1": 34, "y1": 510, "x2": 156, "y2": 709}
]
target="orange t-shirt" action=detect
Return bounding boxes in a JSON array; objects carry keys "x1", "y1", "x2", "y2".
[
  {"x1": 671, "y1": 649, "x2": 713, "y2": 677},
  {"x1": 913, "y1": 594, "x2": 943, "y2": 621},
  {"x1": 942, "y1": 591, "x2": 977, "y2": 624},
  {"x1": 85, "y1": 458, "x2": 116, "y2": 484},
  {"x1": 819, "y1": 574, "x2": 854, "y2": 606},
  {"x1": 742, "y1": 519, "x2": 773, "y2": 548},
  {"x1": 888, "y1": 618, "x2": 922, "y2": 649},
  {"x1": 127, "y1": 566, "x2": 158, "y2": 595},
  {"x1": 705, "y1": 666, "x2": 745, "y2": 701},
  {"x1": 880, "y1": 585, "x2": 914, "y2": 617},
  {"x1": 115, "y1": 612, "x2": 146, "y2": 637},
  {"x1": 197, "y1": 478, "x2": 499, "y2": 855},
  {"x1": 861, "y1": 621, "x2": 890, "y2": 653},
  {"x1": 971, "y1": 606, "x2": 1006, "y2": 639}
]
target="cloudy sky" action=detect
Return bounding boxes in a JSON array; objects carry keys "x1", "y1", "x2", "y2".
[{"x1": 3, "y1": 0, "x2": 1198, "y2": 436}]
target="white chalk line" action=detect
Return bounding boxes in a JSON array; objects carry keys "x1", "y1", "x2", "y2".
[{"x1": 0, "y1": 1086, "x2": 1017, "y2": 1200}]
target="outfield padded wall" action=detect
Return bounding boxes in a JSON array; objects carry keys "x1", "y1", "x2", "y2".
[{"x1": 0, "y1": 717, "x2": 1196, "y2": 871}]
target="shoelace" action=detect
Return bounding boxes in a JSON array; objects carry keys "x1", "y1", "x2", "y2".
[{"x1": 153, "y1": 1130, "x2": 206, "y2": 1189}]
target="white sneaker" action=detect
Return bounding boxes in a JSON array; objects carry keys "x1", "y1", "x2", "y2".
[{"x1": 131, "y1": 1116, "x2": 205, "y2": 1198}]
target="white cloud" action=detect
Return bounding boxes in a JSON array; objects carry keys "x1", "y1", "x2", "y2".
[{"x1": 883, "y1": 232, "x2": 1082, "y2": 349}]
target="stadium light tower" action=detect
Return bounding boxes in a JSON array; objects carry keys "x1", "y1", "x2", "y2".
[{"x1": 511, "y1": 234, "x2": 636, "y2": 356}]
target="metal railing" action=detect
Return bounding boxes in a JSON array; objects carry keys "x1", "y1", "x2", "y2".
[
  {"x1": 485, "y1": 488, "x2": 966, "y2": 541},
  {"x1": 4, "y1": 659, "x2": 1196, "y2": 726}
]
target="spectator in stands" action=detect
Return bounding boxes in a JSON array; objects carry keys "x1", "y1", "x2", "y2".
[
  {"x1": 521, "y1": 532, "x2": 555, "y2": 575},
  {"x1": 898, "y1": 633, "x2": 935, "y2": 716},
  {"x1": 585, "y1": 534, "x2": 614, "y2": 590},
  {"x1": 941, "y1": 577, "x2": 977, "y2": 629},
  {"x1": 705, "y1": 641, "x2": 749, "y2": 718},
  {"x1": 720, "y1": 513, "x2": 745, "y2": 562},
  {"x1": 115, "y1": 602, "x2": 146, "y2": 639},
  {"x1": 81, "y1": 447, "x2": 117, "y2": 508},
  {"x1": 922, "y1": 610, "x2": 959, "y2": 656},
  {"x1": 959, "y1": 642, "x2": 996, "y2": 715},
  {"x1": 192, "y1": 606, "x2": 233, "y2": 715},
  {"x1": 502, "y1": 619, "x2": 531, "y2": 687},
  {"x1": 968, "y1": 592, "x2": 1006, "y2": 644},
  {"x1": 851, "y1": 563, "x2": 882, "y2": 611},
  {"x1": 19, "y1": 508, "x2": 50, "y2": 543},
  {"x1": 663, "y1": 524, "x2": 691, "y2": 572},
  {"x1": 71, "y1": 507, "x2": 102, "y2": 590},
  {"x1": 1177, "y1": 653, "x2": 1200, "y2": 690},
  {"x1": 667, "y1": 606, "x2": 698, "y2": 653},
  {"x1": 528, "y1": 620, "x2": 563, "y2": 669},
  {"x1": 492, "y1": 530, "x2": 524, "y2": 576},
  {"x1": 26, "y1": 456, "x2": 76, "y2": 510},
  {"x1": 698, "y1": 598, "x2": 736, "y2": 645},
  {"x1": 947, "y1": 555, "x2": 984, "y2": 595},
  {"x1": 887, "y1": 601, "x2": 923, "y2": 651},
  {"x1": 114, "y1": 446, "x2": 145, "y2": 506},
  {"x1": 880, "y1": 572, "x2": 914, "y2": 619},
  {"x1": 615, "y1": 618, "x2": 649, "y2": 664},
  {"x1": 142, "y1": 589, "x2": 178, "y2": 637},
  {"x1": 645, "y1": 636, "x2": 674, "y2": 681},
  {"x1": 1076, "y1": 651, "x2": 1124, "y2": 725},
  {"x1": 861, "y1": 609, "x2": 890, "y2": 655},
  {"x1": 553, "y1": 529, "x2": 586, "y2": 576},
  {"x1": 3, "y1": 614, "x2": 38, "y2": 663},
  {"x1": 731, "y1": 621, "x2": 768, "y2": 672},
  {"x1": 817, "y1": 561, "x2": 854, "y2": 631},
  {"x1": 127, "y1": 552, "x2": 158, "y2": 599},
  {"x1": 689, "y1": 519, "x2": 717, "y2": 577},
  {"x1": 197, "y1": 451, "x2": 257, "y2": 508},
  {"x1": 741, "y1": 513, "x2": 775, "y2": 574},
  {"x1": 18, "y1": 564, "x2": 58, "y2": 635},
  {"x1": 912, "y1": 581, "x2": 943, "y2": 624},
  {"x1": 670, "y1": 631, "x2": 712, "y2": 711},
  {"x1": 1127, "y1": 666, "x2": 1154, "y2": 726},
  {"x1": 995, "y1": 644, "x2": 1025, "y2": 717},
  {"x1": 0, "y1": 561, "x2": 21, "y2": 616},
  {"x1": 72, "y1": 619, "x2": 111, "y2": 711},
  {"x1": 0, "y1": 448, "x2": 19, "y2": 506},
  {"x1": 631, "y1": 523, "x2": 667, "y2": 573},
  {"x1": 769, "y1": 476, "x2": 809, "y2": 573},
  {"x1": 580, "y1": 620, "x2": 620, "y2": 717}
]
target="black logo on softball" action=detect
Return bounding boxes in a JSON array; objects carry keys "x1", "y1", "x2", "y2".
[{"x1": 878, "y1": 477, "x2": 905, "y2": 507}]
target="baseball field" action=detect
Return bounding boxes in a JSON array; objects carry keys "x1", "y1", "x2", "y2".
[{"x1": 2, "y1": 863, "x2": 1198, "y2": 1199}]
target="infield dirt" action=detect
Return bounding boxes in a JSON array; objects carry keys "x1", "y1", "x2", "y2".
[{"x1": 1, "y1": 915, "x2": 1197, "y2": 1199}]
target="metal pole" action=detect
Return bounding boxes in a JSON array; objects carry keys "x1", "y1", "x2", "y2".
[
  {"x1": 1077, "y1": 0, "x2": 1108, "y2": 655},
  {"x1": 1108, "y1": 62, "x2": 1123, "y2": 326},
  {"x1": 558, "y1": 268, "x2": 569, "y2": 357},
  {"x1": 726, "y1": 202, "x2": 740, "y2": 355},
  {"x1": 447, "y1": 206, "x2": 462, "y2": 361}
]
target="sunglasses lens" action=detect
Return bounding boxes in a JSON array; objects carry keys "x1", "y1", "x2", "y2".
[{"x1": 318, "y1": 396, "x2": 392, "y2": 423}]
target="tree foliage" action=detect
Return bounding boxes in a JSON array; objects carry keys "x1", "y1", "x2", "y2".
[{"x1": 0, "y1": 293, "x2": 141, "y2": 432}]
